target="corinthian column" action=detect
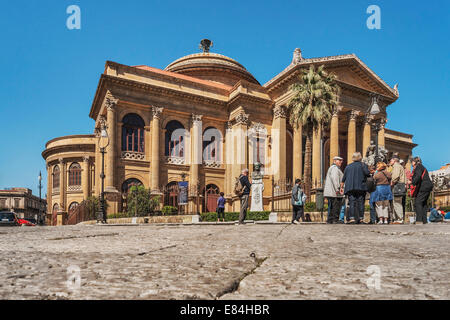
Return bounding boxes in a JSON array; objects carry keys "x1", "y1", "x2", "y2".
[
  {"x1": 225, "y1": 121, "x2": 233, "y2": 197},
  {"x1": 378, "y1": 118, "x2": 386, "y2": 148},
  {"x1": 191, "y1": 114, "x2": 203, "y2": 188},
  {"x1": 58, "y1": 158, "x2": 66, "y2": 211},
  {"x1": 363, "y1": 114, "x2": 373, "y2": 157},
  {"x1": 46, "y1": 164, "x2": 52, "y2": 214},
  {"x1": 151, "y1": 106, "x2": 163, "y2": 192},
  {"x1": 293, "y1": 125, "x2": 303, "y2": 181},
  {"x1": 272, "y1": 105, "x2": 287, "y2": 180},
  {"x1": 105, "y1": 95, "x2": 117, "y2": 192},
  {"x1": 232, "y1": 112, "x2": 249, "y2": 181},
  {"x1": 347, "y1": 110, "x2": 358, "y2": 164},
  {"x1": 329, "y1": 107, "x2": 340, "y2": 166},
  {"x1": 82, "y1": 156, "x2": 90, "y2": 200}
]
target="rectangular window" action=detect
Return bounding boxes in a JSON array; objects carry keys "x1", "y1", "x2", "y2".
[
  {"x1": 0, "y1": 198, "x2": 6, "y2": 208},
  {"x1": 14, "y1": 198, "x2": 20, "y2": 208}
]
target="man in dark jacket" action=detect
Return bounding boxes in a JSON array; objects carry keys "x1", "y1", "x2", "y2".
[
  {"x1": 238, "y1": 169, "x2": 252, "y2": 224},
  {"x1": 410, "y1": 157, "x2": 433, "y2": 224},
  {"x1": 340, "y1": 152, "x2": 371, "y2": 224}
]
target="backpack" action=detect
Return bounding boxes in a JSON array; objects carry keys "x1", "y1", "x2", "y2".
[
  {"x1": 294, "y1": 189, "x2": 304, "y2": 206},
  {"x1": 234, "y1": 176, "x2": 244, "y2": 196},
  {"x1": 366, "y1": 176, "x2": 376, "y2": 193}
]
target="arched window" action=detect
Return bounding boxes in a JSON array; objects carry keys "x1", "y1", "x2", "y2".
[
  {"x1": 53, "y1": 165, "x2": 60, "y2": 189},
  {"x1": 68, "y1": 202, "x2": 79, "y2": 213},
  {"x1": 121, "y1": 178, "x2": 143, "y2": 193},
  {"x1": 68, "y1": 163, "x2": 82, "y2": 186},
  {"x1": 203, "y1": 127, "x2": 223, "y2": 163},
  {"x1": 122, "y1": 113, "x2": 145, "y2": 153},
  {"x1": 165, "y1": 121, "x2": 185, "y2": 158}
]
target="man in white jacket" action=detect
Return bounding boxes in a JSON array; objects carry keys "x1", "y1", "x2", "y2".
[{"x1": 324, "y1": 156, "x2": 344, "y2": 224}]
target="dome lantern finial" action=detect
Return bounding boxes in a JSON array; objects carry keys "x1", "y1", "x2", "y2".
[{"x1": 199, "y1": 39, "x2": 213, "y2": 53}]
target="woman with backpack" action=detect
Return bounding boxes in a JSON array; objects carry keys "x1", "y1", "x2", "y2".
[
  {"x1": 373, "y1": 162, "x2": 393, "y2": 224},
  {"x1": 291, "y1": 179, "x2": 307, "y2": 224}
]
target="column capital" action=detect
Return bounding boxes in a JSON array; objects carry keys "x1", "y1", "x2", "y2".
[
  {"x1": 58, "y1": 158, "x2": 65, "y2": 165},
  {"x1": 364, "y1": 114, "x2": 375, "y2": 125},
  {"x1": 235, "y1": 112, "x2": 249, "y2": 126},
  {"x1": 191, "y1": 114, "x2": 203, "y2": 124},
  {"x1": 273, "y1": 105, "x2": 287, "y2": 119},
  {"x1": 332, "y1": 106, "x2": 343, "y2": 117},
  {"x1": 83, "y1": 156, "x2": 90, "y2": 163},
  {"x1": 348, "y1": 110, "x2": 360, "y2": 121},
  {"x1": 152, "y1": 106, "x2": 164, "y2": 119},
  {"x1": 226, "y1": 121, "x2": 233, "y2": 130},
  {"x1": 105, "y1": 92, "x2": 118, "y2": 111}
]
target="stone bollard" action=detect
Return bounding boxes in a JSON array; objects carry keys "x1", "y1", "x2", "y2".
[
  {"x1": 192, "y1": 215, "x2": 200, "y2": 223},
  {"x1": 269, "y1": 212, "x2": 278, "y2": 223}
]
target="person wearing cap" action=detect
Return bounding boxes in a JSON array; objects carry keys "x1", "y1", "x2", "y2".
[
  {"x1": 390, "y1": 155, "x2": 407, "y2": 224},
  {"x1": 324, "y1": 156, "x2": 344, "y2": 224}
]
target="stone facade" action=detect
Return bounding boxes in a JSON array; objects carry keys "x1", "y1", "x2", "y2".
[
  {"x1": 42, "y1": 45, "x2": 417, "y2": 218},
  {"x1": 0, "y1": 188, "x2": 46, "y2": 221}
]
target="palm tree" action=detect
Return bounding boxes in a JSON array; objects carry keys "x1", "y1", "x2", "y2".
[{"x1": 288, "y1": 65, "x2": 339, "y2": 199}]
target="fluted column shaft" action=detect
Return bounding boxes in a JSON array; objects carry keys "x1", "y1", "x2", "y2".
[
  {"x1": 272, "y1": 105, "x2": 287, "y2": 181},
  {"x1": 151, "y1": 106, "x2": 163, "y2": 192},
  {"x1": 378, "y1": 119, "x2": 386, "y2": 148},
  {"x1": 59, "y1": 159, "x2": 65, "y2": 211},
  {"x1": 293, "y1": 125, "x2": 303, "y2": 181},
  {"x1": 312, "y1": 126, "x2": 322, "y2": 188},
  {"x1": 47, "y1": 164, "x2": 52, "y2": 213},
  {"x1": 363, "y1": 115, "x2": 373, "y2": 157},
  {"x1": 82, "y1": 156, "x2": 90, "y2": 200},
  {"x1": 347, "y1": 111, "x2": 358, "y2": 164},
  {"x1": 329, "y1": 110, "x2": 340, "y2": 166},
  {"x1": 191, "y1": 114, "x2": 203, "y2": 189},
  {"x1": 105, "y1": 101, "x2": 116, "y2": 191}
]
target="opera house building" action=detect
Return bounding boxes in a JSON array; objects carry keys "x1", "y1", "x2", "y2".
[{"x1": 42, "y1": 42, "x2": 417, "y2": 222}]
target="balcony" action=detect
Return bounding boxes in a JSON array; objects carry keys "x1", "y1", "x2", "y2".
[
  {"x1": 121, "y1": 151, "x2": 145, "y2": 161},
  {"x1": 165, "y1": 156, "x2": 185, "y2": 165}
]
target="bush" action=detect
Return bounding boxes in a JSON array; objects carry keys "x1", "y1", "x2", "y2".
[
  {"x1": 200, "y1": 211, "x2": 270, "y2": 222},
  {"x1": 126, "y1": 186, "x2": 160, "y2": 217},
  {"x1": 162, "y1": 206, "x2": 178, "y2": 215}
]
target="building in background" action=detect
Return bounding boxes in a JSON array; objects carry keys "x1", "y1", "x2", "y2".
[
  {"x1": 0, "y1": 188, "x2": 47, "y2": 222},
  {"x1": 42, "y1": 41, "x2": 417, "y2": 223},
  {"x1": 430, "y1": 163, "x2": 450, "y2": 207}
]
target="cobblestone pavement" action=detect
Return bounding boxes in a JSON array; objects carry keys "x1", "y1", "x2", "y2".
[{"x1": 1, "y1": 223, "x2": 449, "y2": 300}]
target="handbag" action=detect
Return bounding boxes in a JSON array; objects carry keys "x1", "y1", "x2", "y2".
[
  {"x1": 410, "y1": 169, "x2": 426, "y2": 197},
  {"x1": 392, "y1": 182, "x2": 406, "y2": 196}
]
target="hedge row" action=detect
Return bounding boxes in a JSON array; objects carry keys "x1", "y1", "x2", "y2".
[{"x1": 200, "y1": 211, "x2": 270, "y2": 222}]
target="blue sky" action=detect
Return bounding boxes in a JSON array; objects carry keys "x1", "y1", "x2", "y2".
[{"x1": 0, "y1": 0, "x2": 449, "y2": 197}]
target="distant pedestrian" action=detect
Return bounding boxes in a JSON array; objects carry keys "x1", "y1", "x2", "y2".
[
  {"x1": 390, "y1": 156, "x2": 407, "y2": 224},
  {"x1": 291, "y1": 179, "x2": 306, "y2": 224},
  {"x1": 409, "y1": 157, "x2": 433, "y2": 224},
  {"x1": 341, "y1": 152, "x2": 371, "y2": 224},
  {"x1": 324, "y1": 156, "x2": 344, "y2": 224},
  {"x1": 217, "y1": 192, "x2": 226, "y2": 222},
  {"x1": 368, "y1": 165, "x2": 378, "y2": 224},
  {"x1": 373, "y1": 162, "x2": 393, "y2": 224},
  {"x1": 236, "y1": 168, "x2": 252, "y2": 225}
]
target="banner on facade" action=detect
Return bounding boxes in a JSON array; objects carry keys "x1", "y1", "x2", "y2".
[{"x1": 178, "y1": 181, "x2": 188, "y2": 205}]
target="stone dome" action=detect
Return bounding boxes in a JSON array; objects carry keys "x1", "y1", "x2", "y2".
[{"x1": 165, "y1": 52, "x2": 259, "y2": 87}]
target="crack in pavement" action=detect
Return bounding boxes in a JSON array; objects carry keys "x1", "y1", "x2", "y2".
[
  {"x1": 137, "y1": 244, "x2": 178, "y2": 256},
  {"x1": 47, "y1": 233, "x2": 120, "y2": 241},
  {"x1": 215, "y1": 225, "x2": 289, "y2": 299}
]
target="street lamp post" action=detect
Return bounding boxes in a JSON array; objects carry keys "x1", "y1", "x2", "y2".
[
  {"x1": 97, "y1": 117, "x2": 110, "y2": 224},
  {"x1": 368, "y1": 94, "x2": 381, "y2": 165}
]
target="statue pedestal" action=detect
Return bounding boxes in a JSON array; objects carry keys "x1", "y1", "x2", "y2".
[{"x1": 250, "y1": 177, "x2": 264, "y2": 212}]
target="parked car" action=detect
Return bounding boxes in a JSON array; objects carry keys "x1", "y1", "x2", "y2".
[
  {"x1": 0, "y1": 212, "x2": 19, "y2": 227},
  {"x1": 17, "y1": 218, "x2": 36, "y2": 227}
]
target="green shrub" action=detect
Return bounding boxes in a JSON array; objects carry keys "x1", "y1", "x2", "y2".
[
  {"x1": 126, "y1": 186, "x2": 160, "y2": 217},
  {"x1": 162, "y1": 206, "x2": 178, "y2": 215},
  {"x1": 200, "y1": 211, "x2": 270, "y2": 222}
]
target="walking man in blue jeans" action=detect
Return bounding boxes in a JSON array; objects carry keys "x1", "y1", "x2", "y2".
[
  {"x1": 238, "y1": 169, "x2": 252, "y2": 225},
  {"x1": 340, "y1": 152, "x2": 371, "y2": 224}
]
